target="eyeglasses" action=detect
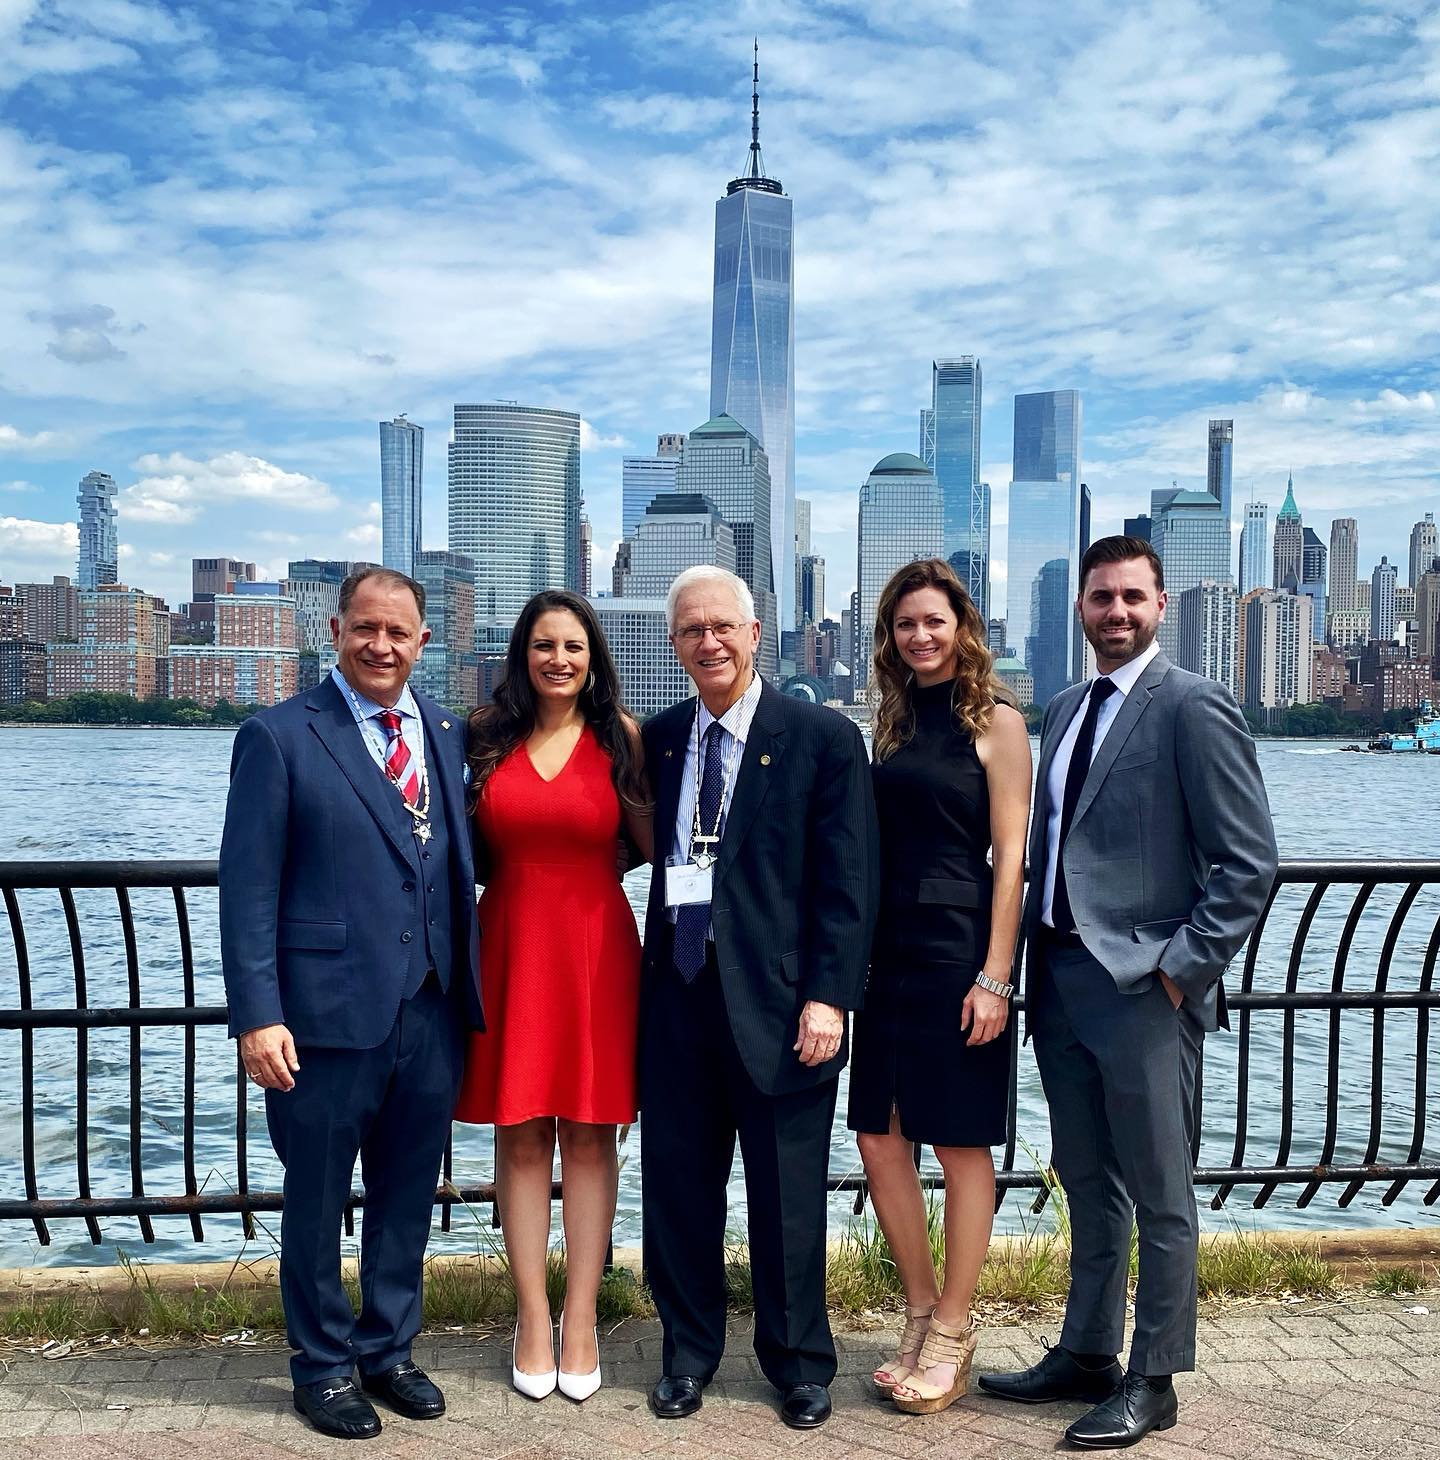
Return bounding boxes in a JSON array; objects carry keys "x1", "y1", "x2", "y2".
[{"x1": 674, "y1": 620, "x2": 744, "y2": 644}]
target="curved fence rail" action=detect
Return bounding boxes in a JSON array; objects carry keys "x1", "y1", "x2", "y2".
[{"x1": 1, "y1": 858, "x2": 1438, "y2": 1246}]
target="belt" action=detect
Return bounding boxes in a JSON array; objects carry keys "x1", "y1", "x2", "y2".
[{"x1": 1038, "y1": 924, "x2": 1086, "y2": 950}]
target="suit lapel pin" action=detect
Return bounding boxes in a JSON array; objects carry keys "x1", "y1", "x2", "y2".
[
  {"x1": 760, "y1": 753, "x2": 771, "y2": 765},
  {"x1": 665, "y1": 748, "x2": 673, "y2": 757},
  {"x1": 441, "y1": 720, "x2": 451, "y2": 730}
]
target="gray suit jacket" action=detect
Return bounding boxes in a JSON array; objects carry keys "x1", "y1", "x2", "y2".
[{"x1": 1024, "y1": 651, "x2": 1278, "y2": 1031}]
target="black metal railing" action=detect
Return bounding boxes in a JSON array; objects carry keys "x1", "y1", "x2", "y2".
[{"x1": 1, "y1": 858, "x2": 1437, "y2": 1246}]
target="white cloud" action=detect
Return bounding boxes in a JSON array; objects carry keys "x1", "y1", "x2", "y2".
[
  {"x1": 580, "y1": 420, "x2": 627, "y2": 451},
  {"x1": 120, "y1": 450, "x2": 340, "y2": 524},
  {"x1": 0, "y1": 424, "x2": 59, "y2": 451},
  {"x1": 0, "y1": 514, "x2": 77, "y2": 573}
]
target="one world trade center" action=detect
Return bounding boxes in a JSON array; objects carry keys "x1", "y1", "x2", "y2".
[{"x1": 709, "y1": 44, "x2": 796, "y2": 634}]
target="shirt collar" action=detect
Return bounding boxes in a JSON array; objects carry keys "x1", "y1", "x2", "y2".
[
  {"x1": 331, "y1": 665, "x2": 419, "y2": 723},
  {"x1": 1096, "y1": 639, "x2": 1161, "y2": 700},
  {"x1": 696, "y1": 669, "x2": 762, "y2": 742}
]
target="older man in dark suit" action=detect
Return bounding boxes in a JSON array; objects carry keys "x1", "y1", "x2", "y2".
[
  {"x1": 980, "y1": 536, "x2": 1277, "y2": 1449},
  {"x1": 220, "y1": 567, "x2": 482, "y2": 1440},
  {"x1": 639, "y1": 565, "x2": 878, "y2": 1431}
]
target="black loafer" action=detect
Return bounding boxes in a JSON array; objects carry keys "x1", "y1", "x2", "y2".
[
  {"x1": 978, "y1": 1346, "x2": 1123, "y2": 1405},
  {"x1": 360, "y1": 1360, "x2": 445, "y2": 1419},
  {"x1": 780, "y1": 1382, "x2": 832, "y2": 1429},
  {"x1": 1065, "y1": 1374, "x2": 1177, "y2": 1449},
  {"x1": 293, "y1": 1377, "x2": 381, "y2": 1439},
  {"x1": 650, "y1": 1374, "x2": 705, "y2": 1419}
]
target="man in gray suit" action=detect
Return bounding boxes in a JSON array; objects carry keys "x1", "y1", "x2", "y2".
[{"x1": 980, "y1": 536, "x2": 1277, "y2": 1449}]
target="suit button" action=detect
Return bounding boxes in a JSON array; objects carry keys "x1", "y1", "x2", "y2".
[
  {"x1": 401, "y1": 931, "x2": 412, "y2": 943},
  {"x1": 402, "y1": 881, "x2": 414, "y2": 892},
  {"x1": 427, "y1": 885, "x2": 435, "y2": 894}
]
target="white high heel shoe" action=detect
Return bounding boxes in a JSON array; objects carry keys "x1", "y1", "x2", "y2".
[
  {"x1": 511, "y1": 1318, "x2": 557, "y2": 1400},
  {"x1": 556, "y1": 1314, "x2": 602, "y2": 1402}
]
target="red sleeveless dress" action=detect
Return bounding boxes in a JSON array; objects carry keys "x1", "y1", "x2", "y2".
[{"x1": 454, "y1": 726, "x2": 641, "y2": 1126}]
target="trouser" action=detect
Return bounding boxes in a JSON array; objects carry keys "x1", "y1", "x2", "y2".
[
  {"x1": 639, "y1": 947, "x2": 838, "y2": 1389},
  {"x1": 1029, "y1": 936, "x2": 1203, "y2": 1375},
  {"x1": 265, "y1": 974, "x2": 465, "y2": 1386}
]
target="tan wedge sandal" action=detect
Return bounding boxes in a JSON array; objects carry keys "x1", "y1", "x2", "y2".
[
  {"x1": 891, "y1": 1315, "x2": 978, "y2": 1414},
  {"x1": 872, "y1": 1304, "x2": 935, "y2": 1397}
]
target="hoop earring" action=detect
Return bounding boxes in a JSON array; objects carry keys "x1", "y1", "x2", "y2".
[{"x1": 584, "y1": 670, "x2": 595, "y2": 693}]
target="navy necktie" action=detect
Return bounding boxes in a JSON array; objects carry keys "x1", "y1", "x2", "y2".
[
  {"x1": 673, "y1": 722, "x2": 726, "y2": 982},
  {"x1": 1050, "y1": 678, "x2": 1118, "y2": 934}
]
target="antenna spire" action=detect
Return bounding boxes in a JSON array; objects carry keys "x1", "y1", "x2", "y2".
[{"x1": 748, "y1": 39, "x2": 764, "y2": 178}]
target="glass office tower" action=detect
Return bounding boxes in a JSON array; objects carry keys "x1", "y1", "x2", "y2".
[
  {"x1": 379, "y1": 415, "x2": 423, "y2": 579},
  {"x1": 1151, "y1": 487, "x2": 1232, "y2": 660},
  {"x1": 674, "y1": 413, "x2": 778, "y2": 679},
  {"x1": 1207, "y1": 419, "x2": 1233, "y2": 527},
  {"x1": 76, "y1": 470, "x2": 119, "y2": 591},
  {"x1": 621, "y1": 434, "x2": 685, "y2": 537},
  {"x1": 855, "y1": 453, "x2": 943, "y2": 692},
  {"x1": 924, "y1": 358, "x2": 989, "y2": 621},
  {"x1": 1007, "y1": 390, "x2": 1082, "y2": 704},
  {"x1": 710, "y1": 45, "x2": 795, "y2": 632},
  {"x1": 1240, "y1": 500, "x2": 1269, "y2": 597},
  {"x1": 448, "y1": 403, "x2": 581, "y2": 651}
]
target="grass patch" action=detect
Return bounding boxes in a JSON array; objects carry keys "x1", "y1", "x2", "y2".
[
  {"x1": 1197, "y1": 1234, "x2": 1338, "y2": 1301},
  {"x1": 1367, "y1": 1264, "x2": 1423, "y2": 1297}
]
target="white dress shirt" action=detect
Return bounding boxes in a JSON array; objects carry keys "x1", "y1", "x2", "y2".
[
  {"x1": 668, "y1": 670, "x2": 764, "y2": 923},
  {"x1": 1040, "y1": 640, "x2": 1160, "y2": 928},
  {"x1": 331, "y1": 666, "x2": 427, "y2": 780}
]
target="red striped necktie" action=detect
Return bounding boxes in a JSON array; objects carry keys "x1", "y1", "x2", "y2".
[{"x1": 376, "y1": 709, "x2": 420, "y2": 807}]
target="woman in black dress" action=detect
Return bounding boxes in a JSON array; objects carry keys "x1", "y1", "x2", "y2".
[{"x1": 848, "y1": 558, "x2": 1032, "y2": 1415}]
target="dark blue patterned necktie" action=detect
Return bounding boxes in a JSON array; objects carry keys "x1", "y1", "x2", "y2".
[
  {"x1": 673, "y1": 722, "x2": 725, "y2": 982},
  {"x1": 1050, "y1": 677, "x2": 1117, "y2": 934}
]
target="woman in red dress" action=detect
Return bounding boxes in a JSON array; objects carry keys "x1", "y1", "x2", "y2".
[{"x1": 455, "y1": 590, "x2": 651, "y2": 1401}]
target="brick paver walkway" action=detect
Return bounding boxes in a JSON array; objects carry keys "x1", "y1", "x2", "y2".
[{"x1": 2, "y1": 1297, "x2": 1438, "y2": 1458}]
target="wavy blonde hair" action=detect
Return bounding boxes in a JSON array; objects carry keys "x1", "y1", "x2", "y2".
[{"x1": 870, "y1": 558, "x2": 1013, "y2": 761}]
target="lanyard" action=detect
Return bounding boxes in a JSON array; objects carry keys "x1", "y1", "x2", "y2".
[{"x1": 688, "y1": 704, "x2": 742, "y2": 870}]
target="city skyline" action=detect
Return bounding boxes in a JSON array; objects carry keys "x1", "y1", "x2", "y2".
[{"x1": 0, "y1": 3, "x2": 1435, "y2": 618}]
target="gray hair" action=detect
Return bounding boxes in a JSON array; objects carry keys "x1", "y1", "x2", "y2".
[{"x1": 666, "y1": 566, "x2": 756, "y2": 631}]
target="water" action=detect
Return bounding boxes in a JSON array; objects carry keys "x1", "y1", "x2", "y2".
[{"x1": 0, "y1": 726, "x2": 1436, "y2": 1268}]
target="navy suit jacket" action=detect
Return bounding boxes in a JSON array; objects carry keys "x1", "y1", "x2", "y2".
[{"x1": 218, "y1": 675, "x2": 484, "y2": 1049}]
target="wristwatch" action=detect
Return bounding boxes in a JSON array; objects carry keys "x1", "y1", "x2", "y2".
[{"x1": 974, "y1": 971, "x2": 1014, "y2": 999}]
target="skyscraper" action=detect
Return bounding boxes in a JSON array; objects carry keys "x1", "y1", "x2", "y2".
[
  {"x1": 794, "y1": 497, "x2": 812, "y2": 625},
  {"x1": 1371, "y1": 556, "x2": 1398, "y2": 643},
  {"x1": 621, "y1": 434, "x2": 685, "y2": 537},
  {"x1": 76, "y1": 471, "x2": 118, "y2": 591},
  {"x1": 448, "y1": 403, "x2": 581, "y2": 650},
  {"x1": 379, "y1": 414, "x2": 423, "y2": 578},
  {"x1": 1301, "y1": 526, "x2": 1327, "y2": 641},
  {"x1": 925, "y1": 358, "x2": 988, "y2": 620},
  {"x1": 616, "y1": 493, "x2": 736, "y2": 597},
  {"x1": 709, "y1": 44, "x2": 795, "y2": 632},
  {"x1": 1243, "y1": 589, "x2": 1314, "y2": 710},
  {"x1": 1410, "y1": 512, "x2": 1438, "y2": 587},
  {"x1": 1328, "y1": 517, "x2": 1358, "y2": 615},
  {"x1": 1272, "y1": 474, "x2": 1302, "y2": 589},
  {"x1": 856, "y1": 453, "x2": 942, "y2": 691},
  {"x1": 1240, "y1": 500, "x2": 1269, "y2": 596},
  {"x1": 1207, "y1": 419, "x2": 1233, "y2": 526},
  {"x1": 1007, "y1": 390, "x2": 1082, "y2": 702},
  {"x1": 1177, "y1": 579, "x2": 1238, "y2": 694},
  {"x1": 673, "y1": 413, "x2": 778, "y2": 678},
  {"x1": 1151, "y1": 487, "x2": 1231, "y2": 660},
  {"x1": 411, "y1": 550, "x2": 477, "y2": 707}
]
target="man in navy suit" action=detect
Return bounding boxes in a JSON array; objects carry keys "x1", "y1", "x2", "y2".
[{"x1": 220, "y1": 567, "x2": 482, "y2": 1440}]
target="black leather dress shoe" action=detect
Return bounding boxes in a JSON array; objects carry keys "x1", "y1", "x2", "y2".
[
  {"x1": 650, "y1": 1374, "x2": 705, "y2": 1419},
  {"x1": 977, "y1": 1346, "x2": 1123, "y2": 1405},
  {"x1": 293, "y1": 1377, "x2": 381, "y2": 1439},
  {"x1": 1065, "y1": 1374, "x2": 1178, "y2": 1449},
  {"x1": 780, "y1": 1382, "x2": 832, "y2": 1429},
  {"x1": 360, "y1": 1360, "x2": 446, "y2": 1419}
]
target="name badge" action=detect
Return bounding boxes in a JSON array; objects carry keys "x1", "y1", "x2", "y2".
[{"x1": 665, "y1": 860, "x2": 713, "y2": 907}]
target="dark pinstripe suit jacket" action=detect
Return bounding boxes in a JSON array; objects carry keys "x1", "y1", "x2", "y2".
[{"x1": 640, "y1": 680, "x2": 880, "y2": 1098}]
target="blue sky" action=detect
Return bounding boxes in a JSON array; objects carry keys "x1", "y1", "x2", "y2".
[{"x1": 1, "y1": 0, "x2": 1437, "y2": 619}]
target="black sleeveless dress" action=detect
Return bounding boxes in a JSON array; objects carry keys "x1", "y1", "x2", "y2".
[{"x1": 847, "y1": 680, "x2": 1011, "y2": 1147}]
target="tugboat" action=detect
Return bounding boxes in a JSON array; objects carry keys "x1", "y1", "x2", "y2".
[{"x1": 1369, "y1": 700, "x2": 1440, "y2": 753}]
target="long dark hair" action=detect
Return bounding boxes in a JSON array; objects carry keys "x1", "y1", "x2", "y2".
[
  {"x1": 466, "y1": 590, "x2": 647, "y2": 812},
  {"x1": 871, "y1": 558, "x2": 1012, "y2": 761}
]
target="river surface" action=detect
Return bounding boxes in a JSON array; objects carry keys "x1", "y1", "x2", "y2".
[{"x1": 0, "y1": 726, "x2": 1436, "y2": 1267}]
